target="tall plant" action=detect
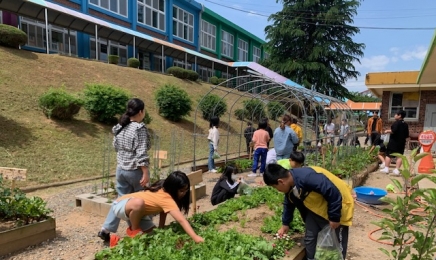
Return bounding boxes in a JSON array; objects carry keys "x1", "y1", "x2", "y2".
[{"x1": 374, "y1": 148, "x2": 436, "y2": 260}]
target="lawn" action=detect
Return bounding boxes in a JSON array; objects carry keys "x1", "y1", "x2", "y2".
[{"x1": 0, "y1": 47, "x2": 253, "y2": 186}]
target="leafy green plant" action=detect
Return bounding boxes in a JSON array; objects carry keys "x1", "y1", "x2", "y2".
[
  {"x1": 234, "y1": 108, "x2": 247, "y2": 121},
  {"x1": 127, "y1": 58, "x2": 140, "y2": 68},
  {"x1": 186, "y1": 70, "x2": 199, "y2": 81},
  {"x1": 38, "y1": 87, "x2": 83, "y2": 120},
  {"x1": 82, "y1": 83, "x2": 131, "y2": 124},
  {"x1": 198, "y1": 94, "x2": 227, "y2": 120},
  {"x1": 108, "y1": 55, "x2": 119, "y2": 64},
  {"x1": 374, "y1": 148, "x2": 436, "y2": 260},
  {"x1": 243, "y1": 99, "x2": 266, "y2": 122},
  {"x1": 314, "y1": 247, "x2": 343, "y2": 260},
  {"x1": 154, "y1": 84, "x2": 192, "y2": 122},
  {"x1": 143, "y1": 111, "x2": 152, "y2": 124},
  {"x1": 166, "y1": 66, "x2": 188, "y2": 79},
  {"x1": 0, "y1": 24, "x2": 27, "y2": 48},
  {"x1": 234, "y1": 159, "x2": 253, "y2": 171},
  {"x1": 210, "y1": 76, "x2": 219, "y2": 85},
  {"x1": 267, "y1": 101, "x2": 285, "y2": 121}
]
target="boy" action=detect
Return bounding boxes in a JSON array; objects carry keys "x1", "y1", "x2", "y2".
[
  {"x1": 264, "y1": 164, "x2": 354, "y2": 260},
  {"x1": 368, "y1": 132, "x2": 387, "y2": 169},
  {"x1": 277, "y1": 151, "x2": 305, "y2": 170},
  {"x1": 337, "y1": 119, "x2": 349, "y2": 146}
]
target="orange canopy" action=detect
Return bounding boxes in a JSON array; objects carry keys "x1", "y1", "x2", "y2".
[{"x1": 327, "y1": 100, "x2": 381, "y2": 111}]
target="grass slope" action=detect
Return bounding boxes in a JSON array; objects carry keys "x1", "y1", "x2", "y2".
[{"x1": 0, "y1": 47, "x2": 251, "y2": 186}]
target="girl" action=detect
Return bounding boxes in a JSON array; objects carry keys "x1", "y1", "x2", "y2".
[
  {"x1": 207, "y1": 116, "x2": 220, "y2": 173},
  {"x1": 98, "y1": 98, "x2": 151, "y2": 242},
  {"x1": 109, "y1": 171, "x2": 204, "y2": 247},
  {"x1": 210, "y1": 166, "x2": 241, "y2": 205},
  {"x1": 248, "y1": 120, "x2": 270, "y2": 177}
]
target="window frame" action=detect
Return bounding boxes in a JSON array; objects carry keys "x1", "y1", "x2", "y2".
[
  {"x1": 172, "y1": 5, "x2": 194, "y2": 42},
  {"x1": 253, "y1": 46, "x2": 261, "y2": 63},
  {"x1": 200, "y1": 20, "x2": 216, "y2": 51},
  {"x1": 388, "y1": 92, "x2": 420, "y2": 121},
  {"x1": 137, "y1": 0, "x2": 166, "y2": 31},
  {"x1": 221, "y1": 30, "x2": 234, "y2": 58},
  {"x1": 89, "y1": 0, "x2": 128, "y2": 17},
  {"x1": 237, "y1": 39, "x2": 248, "y2": 61}
]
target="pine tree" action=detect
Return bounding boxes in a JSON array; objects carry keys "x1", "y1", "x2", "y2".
[{"x1": 263, "y1": 0, "x2": 365, "y2": 99}]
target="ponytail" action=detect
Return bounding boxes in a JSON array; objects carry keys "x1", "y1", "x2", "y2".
[{"x1": 114, "y1": 98, "x2": 145, "y2": 135}]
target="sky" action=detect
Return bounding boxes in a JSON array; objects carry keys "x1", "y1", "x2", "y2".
[{"x1": 196, "y1": 0, "x2": 436, "y2": 93}]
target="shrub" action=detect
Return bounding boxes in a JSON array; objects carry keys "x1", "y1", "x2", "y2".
[
  {"x1": 243, "y1": 99, "x2": 266, "y2": 122},
  {"x1": 39, "y1": 87, "x2": 83, "y2": 120},
  {"x1": 210, "y1": 76, "x2": 219, "y2": 85},
  {"x1": 267, "y1": 101, "x2": 285, "y2": 120},
  {"x1": 127, "y1": 58, "x2": 140, "y2": 68},
  {"x1": 0, "y1": 24, "x2": 27, "y2": 48},
  {"x1": 154, "y1": 84, "x2": 192, "y2": 122},
  {"x1": 186, "y1": 70, "x2": 199, "y2": 81},
  {"x1": 234, "y1": 108, "x2": 247, "y2": 121},
  {"x1": 108, "y1": 55, "x2": 119, "y2": 64},
  {"x1": 166, "y1": 66, "x2": 188, "y2": 79},
  {"x1": 198, "y1": 94, "x2": 227, "y2": 120},
  {"x1": 82, "y1": 83, "x2": 131, "y2": 124},
  {"x1": 217, "y1": 78, "x2": 227, "y2": 84},
  {"x1": 143, "y1": 112, "x2": 152, "y2": 124}
]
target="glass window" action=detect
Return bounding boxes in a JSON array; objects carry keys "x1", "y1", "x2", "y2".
[
  {"x1": 200, "y1": 20, "x2": 216, "y2": 51},
  {"x1": 253, "y1": 46, "x2": 261, "y2": 63},
  {"x1": 221, "y1": 30, "x2": 234, "y2": 58},
  {"x1": 238, "y1": 39, "x2": 248, "y2": 61},
  {"x1": 90, "y1": 37, "x2": 127, "y2": 65},
  {"x1": 173, "y1": 59, "x2": 192, "y2": 70},
  {"x1": 389, "y1": 93, "x2": 419, "y2": 119},
  {"x1": 89, "y1": 0, "x2": 128, "y2": 17},
  {"x1": 172, "y1": 6, "x2": 194, "y2": 42},
  {"x1": 138, "y1": 0, "x2": 165, "y2": 31}
]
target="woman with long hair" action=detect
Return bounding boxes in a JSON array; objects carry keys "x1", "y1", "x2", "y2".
[{"x1": 210, "y1": 166, "x2": 241, "y2": 205}]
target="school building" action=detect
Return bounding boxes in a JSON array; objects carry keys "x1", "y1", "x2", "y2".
[{"x1": 0, "y1": 0, "x2": 268, "y2": 82}]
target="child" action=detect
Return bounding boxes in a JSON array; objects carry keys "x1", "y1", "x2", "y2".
[
  {"x1": 349, "y1": 136, "x2": 361, "y2": 147},
  {"x1": 207, "y1": 116, "x2": 220, "y2": 173},
  {"x1": 368, "y1": 132, "x2": 387, "y2": 169},
  {"x1": 337, "y1": 119, "x2": 349, "y2": 146},
  {"x1": 108, "y1": 171, "x2": 204, "y2": 247},
  {"x1": 263, "y1": 164, "x2": 354, "y2": 260},
  {"x1": 277, "y1": 151, "x2": 305, "y2": 170},
  {"x1": 210, "y1": 166, "x2": 241, "y2": 205},
  {"x1": 248, "y1": 120, "x2": 270, "y2": 177}
]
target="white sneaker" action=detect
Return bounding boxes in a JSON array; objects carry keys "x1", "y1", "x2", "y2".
[
  {"x1": 392, "y1": 168, "x2": 400, "y2": 175},
  {"x1": 380, "y1": 167, "x2": 389, "y2": 174},
  {"x1": 379, "y1": 163, "x2": 385, "y2": 169},
  {"x1": 209, "y1": 169, "x2": 217, "y2": 173},
  {"x1": 247, "y1": 173, "x2": 257, "y2": 177}
]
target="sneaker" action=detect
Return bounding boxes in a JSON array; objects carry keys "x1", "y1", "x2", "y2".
[
  {"x1": 126, "y1": 227, "x2": 143, "y2": 238},
  {"x1": 247, "y1": 173, "x2": 257, "y2": 177},
  {"x1": 380, "y1": 167, "x2": 389, "y2": 174},
  {"x1": 98, "y1": 231, "x2": 110, "y2": 242},
  {"x1": 392, "y1": 168, "x2": 400, "y2": 175},
  {"x1": 379, "y1": 163, "x2": 385, "y2": 169},
  {"x1": 209, "y1": 169, "x2": 217, "y2": 173},
  {"x1": 109, "y1": 234, "x2": 121, "y2": 248}
]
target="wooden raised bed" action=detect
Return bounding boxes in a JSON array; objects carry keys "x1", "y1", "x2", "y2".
[
  {"x1": 352, "y1": 161, "x2": 379, "y2": 188},
  {"x1": 0, "y1": 218, "x2": 56, "y2": 256}
]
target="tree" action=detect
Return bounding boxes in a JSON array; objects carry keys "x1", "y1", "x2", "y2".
[
  {"x1": 263, "y1": 0, "x2": 365, "y2": 99},
  {"x1": 348, "y1": 91, "x2": 381, "y2": 102}
]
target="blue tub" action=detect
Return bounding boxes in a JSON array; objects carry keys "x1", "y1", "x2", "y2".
[{"x1": 353, "y1": 186, "x2": 387, "y2": 205}]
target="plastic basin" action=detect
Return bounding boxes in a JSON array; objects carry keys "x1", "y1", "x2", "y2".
[{"x1": 353, "y1": 186, "x2": 387, "y2": 205}]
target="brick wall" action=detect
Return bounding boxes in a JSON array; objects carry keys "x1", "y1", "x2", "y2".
[
  {"x1": 381, "y1": 90, "x2": 436, "y2": 134},
  {"x1": 52, "y1": 0, "x2": 80, "y2": 10},
  {"x1": 136, "y1": 26, "x2": 167, "y2": 41},
  {"x1": 173, "y1": 39, "x2": 196, "y2": 51},
  {"x1": 89, "y1": 9, "x2": 130, "y2": 28}
]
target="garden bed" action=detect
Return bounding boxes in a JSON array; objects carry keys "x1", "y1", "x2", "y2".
[{"x1": 0, "y1": 218, "x2": 56, "y2": 256}]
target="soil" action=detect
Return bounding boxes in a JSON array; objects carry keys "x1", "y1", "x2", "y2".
[{"x1": 0, "y1": 167, "x2": 407, "y2": 260}]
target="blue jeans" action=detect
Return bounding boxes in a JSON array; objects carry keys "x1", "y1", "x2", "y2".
[
  {"x1": 252, "y1": 148, "x2": 268, "y2": 173},
  {"x1": 102, "y1": 167, "x2": 145, "y2": 233},
  {"x1": 208, "y1": 143, "x2": 215, "y2": 171}
]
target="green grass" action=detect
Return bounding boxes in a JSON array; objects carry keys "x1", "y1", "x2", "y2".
[{"x1": 0, "y1": 47, "x2": 252, "y2": 186}]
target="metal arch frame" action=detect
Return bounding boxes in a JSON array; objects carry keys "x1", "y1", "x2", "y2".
[{"x1": 191, "y1": 75, "x2": 353, "y2": 169}]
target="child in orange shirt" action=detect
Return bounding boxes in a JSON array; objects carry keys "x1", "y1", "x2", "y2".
[
  {"x1": 108, "y1": 171, "x2": 204, "y2": 247},
  {"x1": 248, "y1": 120, "x2": 270, "y2": 177}
]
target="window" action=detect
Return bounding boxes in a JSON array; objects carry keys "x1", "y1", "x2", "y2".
[
  {"x1": 137, "y1": 0, "x2": 165, "y2": 31},
  {"x1": 238, "y1": 39, "x2": 248, "y2": 61},
  {"x1": 90, "y1": 37, "x2": 127, "y2": 65},
  {"x1": 200, "y1": 20, "x2": 216, "y2": 51},
  {"x1": 153, "y1": 55, "x2": 165, "y2": 72},
  {"x1": 253, "y1": 46, "x2": 261, "y2": 62},
  {"x1": 221, "y1": 30, "x2": 234, "y2": 58},
  {"x1": 173, "y1": 59, "x2": 192, "y2": 70},
  {"x1": 263, "y1": 52, "x2": 270, "y2": 60},
  {"x1": 198, "y1": 65, "x2": 213, "y2": 82},
  {"x1": 89, "y1": 0, "x2": 128, "y2": 16},
  {"x1": 389, "y1": 92, "x2": 419, "y2": 120},
  {"x1": 172, "y1": 6, "x2": 194, "y2": 42}
]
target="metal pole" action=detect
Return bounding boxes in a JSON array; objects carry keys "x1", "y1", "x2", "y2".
[
  {"x1": 95, "y1": 24, "x2": 98, "y2": 60},
  {"x1": 185, "y1": 53, "x2": 188, "y2": 69},
  {"x1": 226, "y1": 66, "x2": 229, "y2": 79},
  {"x1": 44, "y1": 8, "x2": 49, "y2": 54},
  {"x1": 68, "y1": 28, "x2": 71, "y2": 56},
  {"x1": 194, "y1": 56, "x2": 197, "y2": 72},
  {"x1": 212, "y1": 61, "x2": 214, "y2": 75},
  {"x1": 133, "y1": 36, "x2": 136, "y2": 58},
  {"x1": 161, "y1": 45, "x2": 164, "y2": 73}
]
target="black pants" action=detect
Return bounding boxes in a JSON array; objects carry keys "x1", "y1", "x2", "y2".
[
  {"x1": 246, "y1": 141, "x2": 251, "y2": 153},
  {"x1": 304, "y1": 211, "x2": 349, "y2": 260}
]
